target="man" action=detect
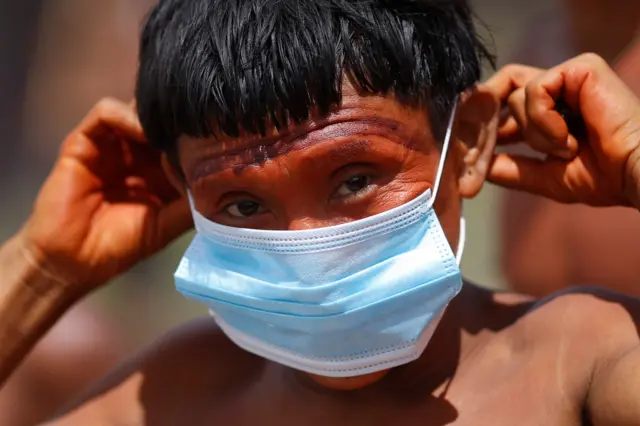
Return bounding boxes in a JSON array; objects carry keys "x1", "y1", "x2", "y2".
[
  {"x1": 2, "y1": 1, "x2": 640, "y2": 424},
  {"x1": 500, "y1": 0, "x2": 640, "y2": 297}
]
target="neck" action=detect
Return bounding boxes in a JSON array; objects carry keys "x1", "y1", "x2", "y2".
[
  {"x1": 306, "y1": 283, "x2": 491, "y2": 392},
  {"x1": 308, "y1": 370, "x2": 390, "y2": 391}
]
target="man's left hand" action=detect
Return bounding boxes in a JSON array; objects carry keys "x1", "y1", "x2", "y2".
[{"x1": 482, "y1": 53, "x2": 640, "y2": 209}]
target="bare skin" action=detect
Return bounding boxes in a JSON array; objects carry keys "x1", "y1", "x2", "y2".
[
  {"x1": 44, "y1": 285, "x2": 640, "y2": 426},
  {"x1": 0, "y1": 98, "x2": 192, "y2": 389},
  {"x1": 43, "y1": 58, "x2": 640, "y2": 425},
  {"x1": 501, "y1": 46, "x2": 640, "y2": 296},
  {"x1": 502, "y1": 8, "x2": 640, "y2": 297},
  {"x1": 0, "y1": 303, "x2": 122, "y2": 426}
]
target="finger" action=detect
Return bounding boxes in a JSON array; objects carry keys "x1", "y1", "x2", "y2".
[
  {"x1": 60, "y1": 98, "x2": 151, "y2": 173},
  {"x1": 550, "y1": 54, "x2": 640, "y2": 143},
  {"x1": 496, "y1": 115, "x2": 525, "y2": 145},
  {"x1": 495, "y1": 90, "x2": 528, "y2": 145},
  {"x1": 483, "y1": 64, "x2": 543, "y2": 103},
  {"x1": 487, "y1": 153, "x2": 572, "y2": 202},
  {"x1": 501, "y1": 81, "x2": 576, "y2": 159},
  {"x1": 79, "y1": 98, "x2": 146, "y2": 143},
  {"x1": 506, "y1": 88, "x2": 528, "y2": 129},
  {"x1": 503, "y1": 88, "x2": 566, "y2": 158},
  {"x1": 524, "y1": 70, "x2": 579, "y2": 153},
  {"x1": 155, "y1": 197, "x2": 194, "y2": 247}
]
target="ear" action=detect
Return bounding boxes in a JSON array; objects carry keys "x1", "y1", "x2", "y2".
[
  {"x1": 455, "y1": 85, "x2": 500, "y2": 199},
  {"x1": 161, "y1": 153, "x2": 187, "y2": 196}
]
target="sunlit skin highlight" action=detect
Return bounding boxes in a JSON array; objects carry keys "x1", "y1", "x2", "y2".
[
  {"x1": 174, "y1": 83, "x2": 463, "y2": 389},
  {"x1": 48, "y1": 76, "x2": 640, "y2": 426}
]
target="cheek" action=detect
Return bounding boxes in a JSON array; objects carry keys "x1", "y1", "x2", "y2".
[
  {"x1": 432, "y1": 160, "x2": 463, "y2": 252},
  {"x1": 438, "y1": 155, "x2": 463, "y2": 194},
  {"x1": 393, "y1": 151, "x2": 462, "y2": 250}
]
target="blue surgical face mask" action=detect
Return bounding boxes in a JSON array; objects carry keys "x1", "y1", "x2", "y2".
[{"x1": 175, "y1": 103, "x2": 464, "y2": 378}]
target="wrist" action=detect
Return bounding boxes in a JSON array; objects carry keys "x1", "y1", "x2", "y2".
[
  {"x1": 0, "y1": 231, "x2": 79, "y2": 305},
  {"x1": 0, "y1": 232, "x2": 80, "y2": 385}
]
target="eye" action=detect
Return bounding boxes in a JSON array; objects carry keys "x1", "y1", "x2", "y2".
[
  {"x1": 225, "y1": 200, "x2": 265, "y2": 218},
  {"x1": 335, "y1": 175, "x2": 373, "y2": 197}
]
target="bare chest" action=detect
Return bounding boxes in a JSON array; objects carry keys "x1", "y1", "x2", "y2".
[{"x1": 174, "y1": 360, "x2": 584, "y2": 426}]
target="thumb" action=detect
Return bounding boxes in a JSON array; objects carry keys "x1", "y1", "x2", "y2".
[
  {"x1": 155, "y1": 197, "x2": 194, "y2": 248},
  {"x1": 487, "y1": 153, "x2": 572, "y2": 202}
]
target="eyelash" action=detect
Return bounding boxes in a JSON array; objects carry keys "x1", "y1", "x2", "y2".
[
  {"x1": 213, "y1": 157, "x2": 384, "y2": 224},
  {"x1": 331, "y1": 174, "x2": 376, "y2": 201},
  {"x1": 217, "y1": 193, "x2": 266, "y2": 219},
  {"x1": 219, "y1": 174, "x2": 376, "y2": 218}
]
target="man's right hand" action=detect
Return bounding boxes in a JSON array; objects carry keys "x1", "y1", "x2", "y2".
[
  {"x1": 20, "y1": 98, "x2": 192, "y2": 297},
  {"x1": 484, "y1": 53, "x2": 640, "y2": 210}
]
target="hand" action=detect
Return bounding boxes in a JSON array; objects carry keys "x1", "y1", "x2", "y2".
[
  {"x1": 484, "y1": 53, "x2": 640, "y2": 209},
  {"x1": 21, "y1": 98, "x2": 192, "y2": 296}
]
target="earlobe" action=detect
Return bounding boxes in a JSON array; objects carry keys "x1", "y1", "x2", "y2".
[
  {"x1": 161, "y1": 153, "x2": 187, "y2": 196},
  {"x1": 455, "y1": 86, "x2": 500, "y2": 199}
]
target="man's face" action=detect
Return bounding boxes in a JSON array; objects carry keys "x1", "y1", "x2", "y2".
[
  {"x1": 176, "y1": 83, "x2": 470, "y2": 251},
  {"x1": 169, "y1": 82, "x2": 499, "y2": 388}
]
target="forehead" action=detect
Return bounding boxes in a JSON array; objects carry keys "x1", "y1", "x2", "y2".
[{"x1": 177, "y1": 85, "x2": 438, "y2": 182}]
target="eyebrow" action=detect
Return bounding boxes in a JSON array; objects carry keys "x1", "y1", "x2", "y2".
[{"x1": 188, "y1": 117, "x2": 416, "y2": 180}]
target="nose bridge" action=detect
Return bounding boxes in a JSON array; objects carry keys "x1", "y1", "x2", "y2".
[
  {"x1": 287, "y1": 215, "x2": 333, "y2": 231},
  {"x1": 274, "y1": 155, "x2": 335, "y2": 231},
  {"x1": 274, "y1": 180, "x2": 330, "y2": 231},
  {"x1": 278, "y1": 182, "x2": 350, "y2": 231}
]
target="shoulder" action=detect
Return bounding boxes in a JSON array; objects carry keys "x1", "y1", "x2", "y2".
[
  {"x1": 515, "y1": 288, "x2": 640, "y2": 423},
  {"x1": 531, "y1": 287, "x2": 640, "y2": 323},
  {"x1": 524, "y1": 287, "x2": 640, "y2": 357},
  {"x1": 494, "y1": 286, "x2": 640, "y2": 370},
  {"x1": 143, "y1": 316, "x2": 260, "y2": 373},
  {"x1": 48, "y1": 317, "x2": 265, "y2": 425}
]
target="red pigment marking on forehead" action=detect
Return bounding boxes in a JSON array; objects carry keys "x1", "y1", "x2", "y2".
[{"x1": 187, "y1": 117, "x2": 421, "y2": 181}]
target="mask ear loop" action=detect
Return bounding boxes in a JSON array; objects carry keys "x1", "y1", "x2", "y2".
[
  {"x1": 186, "y1": 191, "x2": 205, "y2": 234},
  {"x1": 456, "y1": 217, "x2": 466, "y2": 266},
  {"x1": 429, "y1": 96, "x2": 465, "y2": 265},
  {"x1": 431, "y1": 96, "x2": 460, "y2": 201}
]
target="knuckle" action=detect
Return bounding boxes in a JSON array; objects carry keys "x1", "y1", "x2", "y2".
[
  {"x1": 524, "y1": 80, "x2": 536, "y2": 97},
  {"x1": 502, "y1": 63, "x2": 541, "y2": 81},
  {"x1": 576, "y1": 52, "x2": 608, "y2": 69},
  {"x1": 501, "y1": 64, "x2": 526, "y2": 78},
  {"x1": 93, "y1": 97, "x2": 125, "y2": 116},
  {"x1": 507, "y1": 87, "x2": 525, "y2": 108}
]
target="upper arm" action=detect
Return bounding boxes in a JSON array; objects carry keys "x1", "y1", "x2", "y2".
[
  {"x1": 45, "y1": 318, "x2": 258, "y2": 426},
  {"x1": 43, "y1": 343, "x2": 151, "y2": 426},
  {"x1": 583, "y1": 291, "x2": 640, "y2": 425},
  {"x1": 587, "y1": 348, "x2": 640, "y2": 426}
]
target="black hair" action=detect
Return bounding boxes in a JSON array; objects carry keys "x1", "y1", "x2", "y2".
[{"x1": 136, "y1": 0, "x2": 494, "y2": 153}]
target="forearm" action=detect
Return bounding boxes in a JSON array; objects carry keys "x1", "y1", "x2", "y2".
[{"x1": 0, "y1": 232, "x2": 77, "y2": 387}]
